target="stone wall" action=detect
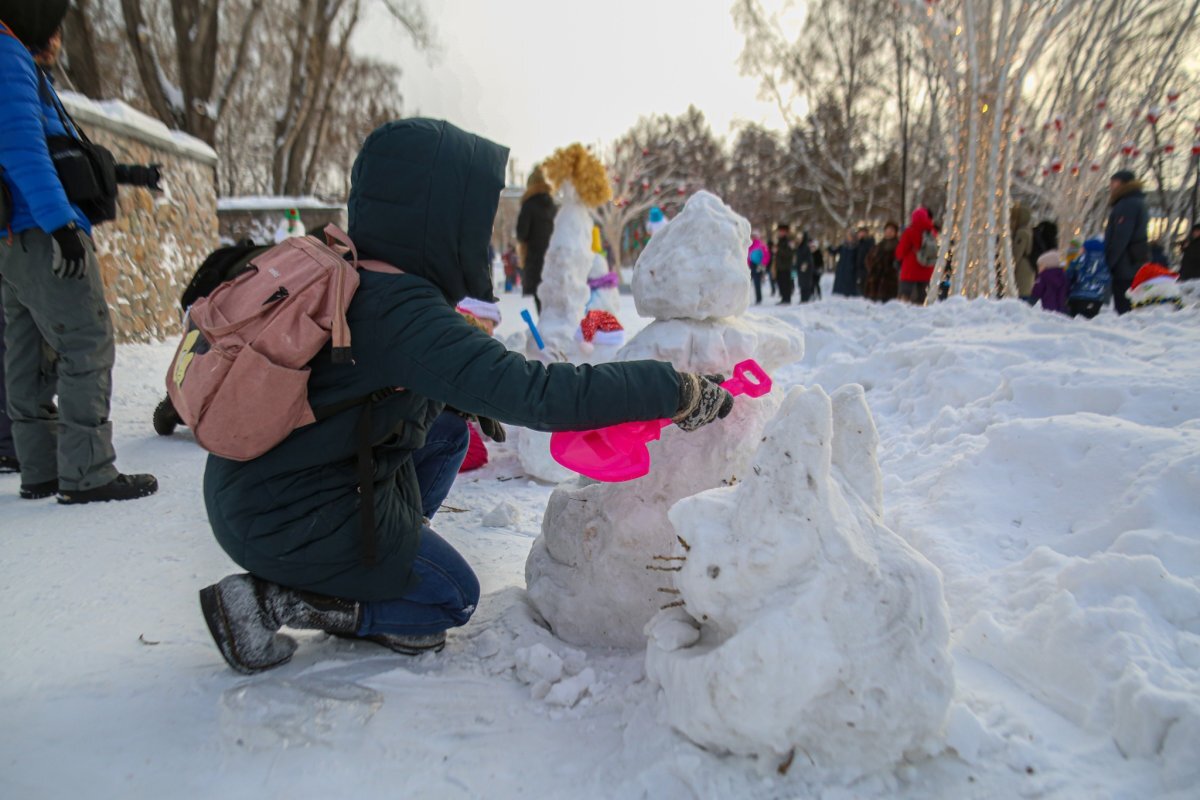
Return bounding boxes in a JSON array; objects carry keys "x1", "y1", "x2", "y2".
[{"x1": 60, "y1": 94, "x2": 219, "y2": 344}]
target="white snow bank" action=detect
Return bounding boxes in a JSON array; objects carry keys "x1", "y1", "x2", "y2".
[
  {"x1": 4, "y1": 290, "x2": 1199, "y2": 799},
  {"x1": 59, "y1": 91, "x2": 217, "y2": 163},
  {"x1": 217, "y1": 195, "x2": 345, "y2": 211},
  {"x1": 646, "y1": 385, "x2": 954, "y2": 777}
]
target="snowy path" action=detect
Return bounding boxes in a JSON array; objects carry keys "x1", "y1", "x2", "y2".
[{"x1": 1, "y1": 292, "x2": 1197, "y2": 799}]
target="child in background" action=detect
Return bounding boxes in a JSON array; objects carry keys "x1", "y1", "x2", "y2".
[
  {"x1": 1066, "y1": 238, "x2": 1110, "y2": 319},
  {"x1": 1031, "y1": 250, "x2": 1069, "y2": 314},
  {"x1": 455, "y1": 298, "x2": 506, "y2": 471}
]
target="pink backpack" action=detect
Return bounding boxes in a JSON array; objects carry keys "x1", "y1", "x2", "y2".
[{"x1": 166, "y1": 224, "x2": 399, "y2": 461}]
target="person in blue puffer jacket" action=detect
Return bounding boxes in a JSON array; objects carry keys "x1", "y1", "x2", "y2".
[
  {"x1": 1066, "y1": 238, "x2": 1111, "y2": 320},
  {"x1": 0, "y1": 0, "x2": 157, "y2": 503}
]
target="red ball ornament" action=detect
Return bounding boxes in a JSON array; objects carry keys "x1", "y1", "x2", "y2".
[
  {"x1": 1132, "y1": 147, "x2": 1141, "y2": 157},
  {"x1": 1096, "y1": 97, "x2": 1108, "y2": 110},
  {"x1": 1051, "y1": 158, "x2": 1063, "y2": 173},
  {"x1": 1163, "y1": 143, "x2": 1175, "y2": 154},
  {"x1": 1167, "y1": 89, "x2": 1180, "y2": 104},
  {"x1": 641, "y1": 148, "x2": 650, "y2": 157},
  {"x1": 1090, "y1": 163, "x2": 1101, "y2": 172},
  {"x1": 1146, "y1": 107, "x2": 1161, "y2": 124},
  {"x1": 1104, "y1": 119, "x2": 1114, "y2": 130},
  {"x1": 1017, "y1": 126, "x2": 1026, "y2": 137},
  {"x1": 1121, "y1": 142, "x2": 1135, "y2": 156},
  {"x1": 640, "y1": 181, "x2": 650, "y2": 190},
  {"x1": 1053, "y1": 115, "x2": 1064, "y2": 131},
  {"x1": 1070, "y1": 164, "x2": 1080, "y2": 177},
  {"x1": 1192, "y1": 142, "x2": 1200, "y2": 157},
  {"x1": 1041, "y1": 167, "x2": 1050, "y2": 177},
  {"x1": 676, "y1": 187, "x2": 686, "y2": 195}
]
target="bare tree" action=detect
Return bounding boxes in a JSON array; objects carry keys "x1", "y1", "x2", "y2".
[
  {"x1": 735, "y1": 0, "x2": 891, "y2": 230},
  {"x1": 118, "y1": 0, "x2": 264, "y2": 145},
  {"x1": 596, "y1": 108, "x2": 727, "y2": 266},
  {"x1": 1013, "y1": 0, "x2": 1200, "y2": 245}
]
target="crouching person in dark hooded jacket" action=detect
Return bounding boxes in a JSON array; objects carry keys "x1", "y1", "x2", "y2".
[{"x1": 199, "y1": 119, "x2": 736, "y2": 673}]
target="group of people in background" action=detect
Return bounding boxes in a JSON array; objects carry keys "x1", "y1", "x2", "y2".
[
  {"x1": 747, "y1": 206, "x2": 940, "y2": 307},
  {"x1": 746, "y1": 169, "x2": 1197, "y2": 317}
]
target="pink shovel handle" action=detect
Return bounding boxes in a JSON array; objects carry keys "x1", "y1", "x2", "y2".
[{"x1": 720, "y1": 359, "x2": 771, "y2": 399}]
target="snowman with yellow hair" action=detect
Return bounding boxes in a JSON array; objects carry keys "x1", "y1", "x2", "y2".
[{"x1": 532, "y1": 143, "x2": 614, "y2": 358}]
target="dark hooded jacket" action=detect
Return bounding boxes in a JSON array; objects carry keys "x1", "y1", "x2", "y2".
[
  {"x1": 1104, "y1": 180, "x2": 1149, "y2": 281},
  {"x1": 203, "y1": 120, "x2": 681, "y2": 601},
  {"x1": 516, "y1": 191, "x2": 556, "y2": 298}
]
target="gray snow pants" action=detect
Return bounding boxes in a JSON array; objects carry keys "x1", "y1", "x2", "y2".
[
  {"x1": 0, "y1": 229, "x2": 118, "y2": 490},
  {"x1": 0, "y1": 308, "x2": 14, "y2": 459}
]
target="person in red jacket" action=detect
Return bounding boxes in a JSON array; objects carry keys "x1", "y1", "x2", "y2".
[{"x1": 896, "y1": 207, "x2": 937, "y2": 305}]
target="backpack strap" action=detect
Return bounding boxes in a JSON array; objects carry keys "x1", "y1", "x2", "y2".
[{"x1": 313, "y1": 387, "x2": 402, "y2": 565}]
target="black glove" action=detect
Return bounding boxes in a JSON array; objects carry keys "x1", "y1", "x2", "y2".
[
  {"x1": 51, "y1": 224, "x2": 88, "y2": 280},
  {"x1": 477, "y1": 416, "x2": 506, "y2": 443},
  {"x1": 672, "y1": 372, "x2": 734, "y2": 432},
  {"x1": 115, "y1": 163, "x2": 162, "y2": 191}
]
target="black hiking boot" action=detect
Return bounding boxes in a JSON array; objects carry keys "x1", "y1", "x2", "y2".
[
  {"x1": 199, "y1": 574, "x2": 361, "y2": 674},
  {"x1": 152, "y1": 396, "x2": 182, "y2": 436},
  {"x1": 57, "y1": 473, "x2": 158, "y2": 504},
  {"x1": 0, "y1": 455, "x2": 19, "y2": 474},
  {"x1": 19, "y1": 479, "x2": 57, "y2": 499}
]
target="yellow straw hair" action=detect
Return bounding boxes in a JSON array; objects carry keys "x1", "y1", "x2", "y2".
[{"x1": 541, "y1": 143, "x2": 612, "y2": 209}]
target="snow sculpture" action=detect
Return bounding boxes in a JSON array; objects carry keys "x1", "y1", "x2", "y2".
[
  {"x1": 645, "y1": 385, "x2": 954, "y2": 777},
  {"x1": 525, "y1": 191, "x2": 804, "y2": 647},
  {"x1": 532, "y1": 144, "x2": 613, "y2": 356}
]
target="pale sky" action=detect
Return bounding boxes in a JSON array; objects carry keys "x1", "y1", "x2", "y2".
[{"x1": 354, "y1": 0, "x2": 790, "y2": 181}]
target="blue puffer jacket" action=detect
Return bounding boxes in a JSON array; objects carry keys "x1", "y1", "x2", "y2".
[
  {"x1": 0, "y1": 30, "x2": 90, "y2": 236},
  {"x1": 1067, "y1": 238, "x2": 1111, "y2": 302}
]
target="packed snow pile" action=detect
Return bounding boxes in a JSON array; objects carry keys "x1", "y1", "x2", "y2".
[
  {"x1": 794, "y1": 296, "x2": 1200, "y2": 790},
  {"x1": 645, "y1": 385, "x2": 955, "y2": 777},
  {"x1": 525, "y1": 191, "x2": 804, "y2": 647},
  {"x1": 632, "y1": 191, "x2": 752, "y2": 320},
  {"x1": 4, "y1": 289, "x2": 1200, "y2": 800}
]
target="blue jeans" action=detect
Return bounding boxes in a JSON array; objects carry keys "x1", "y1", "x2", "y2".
[{"x1": 358, "y1": 411, "x2": 480, "y2": 637}]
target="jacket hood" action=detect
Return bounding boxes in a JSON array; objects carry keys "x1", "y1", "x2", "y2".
[
  {"x1": 349, "y1": 118, "x2": 509, "y2": 304},
  {"x1": 1010, "y1": 204, "x2": 1031, "y2": 228},
  {"x1": 910, "y1": 207, "x2": 933, "y2": 231},
  {"x1": 1109, "y1": 179, "x2": 1144, "y2": 206},
  {"x1": 0, "y1": 0, "x2": 68, "y2": 50}
]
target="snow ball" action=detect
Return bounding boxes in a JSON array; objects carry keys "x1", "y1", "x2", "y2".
[
  {"x1": 482, "y1": 500, "x2": 521, "y2": 528},
  {"x1": 632, "y1": 191, "x2": 752, "y2": 321}
]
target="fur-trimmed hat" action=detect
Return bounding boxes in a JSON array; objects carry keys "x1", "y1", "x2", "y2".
[
  {"x1": 456, "y1": 297, "x2": 502, "y2": 325},
  {"x1": 0, "y1": 0, "x2": 69, "y2": 51},
  {"x1": 1036, "y1": 250, "x2": 1063, "y2": 271}
]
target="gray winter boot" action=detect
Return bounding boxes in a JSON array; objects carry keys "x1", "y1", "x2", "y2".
[
  {"x1": 344, "y1": 631, "x2": 447, "y2": 655},
  {"x1": 199, "y1": 574, "x2": 360, "y2": 674}
]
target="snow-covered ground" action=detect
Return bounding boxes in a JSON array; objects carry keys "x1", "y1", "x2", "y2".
[{"x1": 2, "y1": 289, "x2": 1197, "y2": 799}]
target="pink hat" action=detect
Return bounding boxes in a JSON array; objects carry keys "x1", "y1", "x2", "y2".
[{"x1": 456, "y1": 297, "x2": 502, "y2": 324}]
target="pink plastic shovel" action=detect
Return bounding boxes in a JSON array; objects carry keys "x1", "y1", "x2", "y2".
[{"x1": 550, "y1": 359, "x2": 773, "y2": 483}]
